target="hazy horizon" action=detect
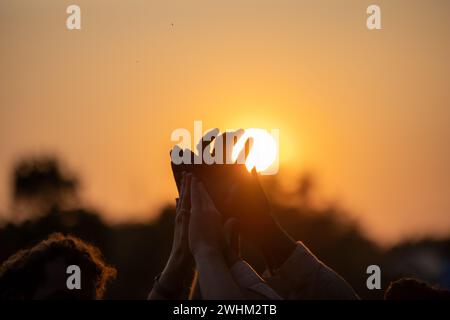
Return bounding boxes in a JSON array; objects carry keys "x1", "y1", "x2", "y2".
[{"x1": 1, "y1": 0, "x2": 450, "y2": 247}]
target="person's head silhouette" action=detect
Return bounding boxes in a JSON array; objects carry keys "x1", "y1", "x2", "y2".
[
  {"x1": 385, "y1": 278, "x2": 450, "y2": 300},
  {"x1": 0, "y1": 233, "x2": 116, "y2": 299}
]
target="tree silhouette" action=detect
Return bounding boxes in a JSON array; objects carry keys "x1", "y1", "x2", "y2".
[
  {"x1": 11, "y1": 156, "x2": 79, "y2": 220},
  {"x1": 1, "y1": 155, "x2": 449, "y2": 299}
]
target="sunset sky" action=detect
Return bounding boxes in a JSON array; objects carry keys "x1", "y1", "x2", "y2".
[{"x1": 1, "y1": 0, "x2": 449, "y2": 246}]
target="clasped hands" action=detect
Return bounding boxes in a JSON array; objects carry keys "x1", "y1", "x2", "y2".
[{"x1": 150, "y1": 130, "x2": 295, "y2": 299}]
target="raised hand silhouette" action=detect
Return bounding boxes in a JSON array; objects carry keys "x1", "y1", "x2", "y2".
[{"x1": 170, "y1": 129, "x2": 295, "y2": 272}]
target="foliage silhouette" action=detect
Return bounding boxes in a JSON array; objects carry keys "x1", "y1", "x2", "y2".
[{"x1": 0, "y1": 156, "x2": 449, "y2": 299}]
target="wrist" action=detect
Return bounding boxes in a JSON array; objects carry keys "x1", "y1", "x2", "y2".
[
  {"x1": 153, "y1": 272, "x2": 182, "y2": 299},
  {"x1": 157, "y1": 258, "x2": 194, "y2": 298},
  {"x1": 164, "y1": 254, "x2": 193, "y2": 278},
  {"x1": 169, "y1": 250, "x2": 192, "y2": 266},
  {"x1": 192, "y1": 245, "x2": 221, "y2": 260}
]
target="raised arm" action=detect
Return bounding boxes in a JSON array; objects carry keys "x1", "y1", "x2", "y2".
[
  {"x1": 148, "y1": 173, "x2": 195, "y2": 299},
  {"x1": 189, "y1": 175, "x2": 243, "y2": 300}
]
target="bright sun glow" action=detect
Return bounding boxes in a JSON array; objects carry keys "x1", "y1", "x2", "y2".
[{"x1": 232, "y1": 128, "x2": 277, "y2": 172}]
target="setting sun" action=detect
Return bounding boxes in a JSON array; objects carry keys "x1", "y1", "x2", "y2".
[{"x1": 232, "y1": 128, "x2": 278, "y2": 173}]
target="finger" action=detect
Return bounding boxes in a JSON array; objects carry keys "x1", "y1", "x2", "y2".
[
  {"x1": 230, "y1": 129, "x2": 245, "y2": 164},
  {"x1": 170, "y1": 145, "x2": 183, "y2": 163},
  {"x1": 180, "y1": 173, "x2": 192, "y2": 212},
  {"x1": 227, "y1": 130, "x2": 244, "y2": 164},
  {"x1": 211, "y1": 132, "x2": 224, "y2": 164},
  {"x1": 233, "y1": 129, "x2": 245, "y2": 141},
  {"x1": 234, "y1": 136, "x2": 254, "y2": 165},
  {"x1": 223, "y1": 132, "x2": 231, "y2": 164},
  {"x1": 175, "y1": 178, "x2": 185, "y2": 223},
  {"x1": 196, "y1": 180, "x2": 218, "y2": 213},
  {"x1": 176, "y1": 172, "x2": 186, "y2": 213},
  {"x1": 245, "y1": 136, "x2": 253, "y2": 160},
  {"x1": 178, "y1": 176, "x2": 191, "y2": 239},
  {"x1": 196, "y1": 128, "x2": 219, "y2": 158},
  {"x1": 170, "y1": 147, "x2": 185, "y2": 193},
  {"x1": 190, "y1": 175, "x2": 203, "y2": 213},
  {"x1": 179, "y1": 171, "x2": 186, "y2": 199},
  {"x1": 183, "y1": 148, "x2": 196, "y2": 166}
]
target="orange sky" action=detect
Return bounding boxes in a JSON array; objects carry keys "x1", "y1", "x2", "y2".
[{"x1": 1, "y1": 0, "x2": 449, "y2": 246}]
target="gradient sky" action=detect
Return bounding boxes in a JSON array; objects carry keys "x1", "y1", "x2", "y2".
[{"x1": 1, "y1": 0, "x2": 449, "y2": 246}]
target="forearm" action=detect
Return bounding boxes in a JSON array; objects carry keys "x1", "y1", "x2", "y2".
[
  {"x1": 265, "y1": 241, "x2": 359, "y2": 299},
  {"x1": 230, "y1": 260, "x2": 283, "y2": 300},
  {"x1": 194, "y1": 248, "x2": 244, "y2": 300},
  {"x1": 258, "y1": 218, "x2": 296, "y2": 272},
  {"x1": 148, "y1": 256, "x2": 195, "y2": 300}
]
